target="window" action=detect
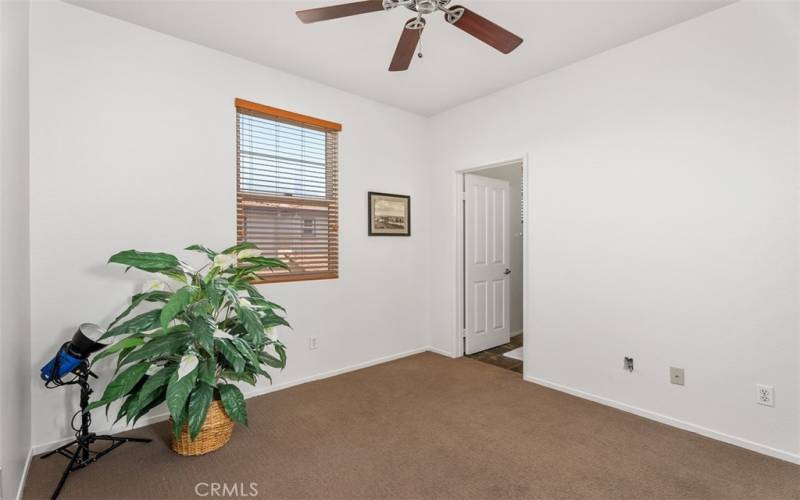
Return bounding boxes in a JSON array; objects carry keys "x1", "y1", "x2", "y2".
[{"x1": 235, "y1": 98, "x2": 340, "y2": 283}]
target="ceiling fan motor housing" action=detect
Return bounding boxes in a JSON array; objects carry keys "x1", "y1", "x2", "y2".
[{"x1": 415, "y1": 0, "x2": 437, "y2": 14}]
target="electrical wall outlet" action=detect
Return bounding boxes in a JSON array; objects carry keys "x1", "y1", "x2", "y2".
[
  {"x1": 756, "y1": 384, "x2": 774, "y2": 407},
  {"x1": 669, "y1": 367, "x2": 685, "y2": 386},
  {"x1": 308, "y1": 336, "x2": 318, "y2": 350},
  {"x1": 623, "y1": 357, "x2": 634, "y2": 372}
]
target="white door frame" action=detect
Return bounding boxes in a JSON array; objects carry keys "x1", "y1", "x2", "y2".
[{"x1": 454, "y1": 155, "x2": 530, "y2": 370}]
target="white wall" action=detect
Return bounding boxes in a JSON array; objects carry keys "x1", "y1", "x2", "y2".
[
  {"x1": 472, "y1": 163, "x2": 524, "y2": 336},
  {"x1": 429, "y1": 2, "x2": 800, "y2": 460},
  {"x1": 0, "y1": 0, "x2": 31, "y2": 497},
  {"x1": 24, "y1": 0, "x2": 800, "y2": 466},
  {"x1": 28, "y1": 1, "x2": 431, "y2": 449}
]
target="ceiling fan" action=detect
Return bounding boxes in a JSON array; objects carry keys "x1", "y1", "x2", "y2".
[{"x1": 296, "y1": 0, "x2": 523, "y2": 71}]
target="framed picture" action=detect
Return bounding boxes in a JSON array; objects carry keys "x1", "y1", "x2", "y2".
[{"x1": 368, "y1": 192, "x2": 411, "y2": 236}]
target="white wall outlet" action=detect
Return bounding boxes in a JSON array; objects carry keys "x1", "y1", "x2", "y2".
[
  {"x1": 670, "y1": 367, "x2": 685, "y2": 386},
  {"x1": 308, "y1": 336, "x2": 318, "y2": 350},
  {"x1": 756, "y1": 384, "x2": 774, "y2": 407}
]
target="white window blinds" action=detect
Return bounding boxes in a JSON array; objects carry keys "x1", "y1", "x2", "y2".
[{"x1": 235, "y1": 98, "x2": 340, "y2": 283}]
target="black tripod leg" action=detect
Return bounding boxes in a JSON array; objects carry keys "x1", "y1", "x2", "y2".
[
  {"x1": 40, "y1": 440, "x2": 78, "y2": 459},
  {"x1": 94, "y1": 435, "x2": 152, "y2": 443},
  {"x1": 122, "y1": 437, "x2": 152, "y2": 443},
  {"x1": 51, "y1": 447, "x2": 80, "y2": 500}
]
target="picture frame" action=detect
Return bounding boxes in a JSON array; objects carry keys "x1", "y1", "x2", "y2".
[{"x1": 368, "y1": 192, "x2": 411, "y2": 236}]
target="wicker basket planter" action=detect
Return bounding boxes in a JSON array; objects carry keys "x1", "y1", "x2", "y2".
[{"x1": 171, "y1": 400, "x2": 234, "y2": 456}]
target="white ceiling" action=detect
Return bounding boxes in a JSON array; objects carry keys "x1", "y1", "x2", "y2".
[{"x1": 67, "y1": 0, "x2": 731, "y2": 116}]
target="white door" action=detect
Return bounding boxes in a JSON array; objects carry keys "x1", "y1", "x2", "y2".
[{"x1": 464, "y1": 174, "x2": 511, "y2": 355}]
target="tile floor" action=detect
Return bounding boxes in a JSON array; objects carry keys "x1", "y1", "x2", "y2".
[{"x1": 466, "y1": 333, "x2": 523, "y2": 373}]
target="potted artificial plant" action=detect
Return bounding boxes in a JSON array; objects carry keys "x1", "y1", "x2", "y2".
[{"x1": 89, "y1": 242, "x2": 289, "y2": 455}]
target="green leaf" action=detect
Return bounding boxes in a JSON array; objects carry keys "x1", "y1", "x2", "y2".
[
  {"x1": 215, "y1": 338, "x2": 245, "y2": 374},
  {"x1": 160, "y1": 286, "x2": 194, "y2": 331},
  {"x1": 274, "y1": 343, "x2": 287, "y2": 367},
  {"x1": 107, "y1": 290, "x2": 171, "y2": 331},
  {"x1": 218, "y1": 383, "x2": 247, "y2": 425},
  {"x1": 187, "y1": 383, "x2": 214, "y2": 440},
  {"x1": 191, "y1": 315, "x2": 215, "y2": 354},
  {"x1": 138, "y1": 365, "x2": 175, "y2": 398},
  {"x1": 220, "y1": 369, "x2": 257, "y2": 385},
  {"x1": 185, "y1": 244, "x2": 217, "y2": 260},
  {"x1": 239, "y1": 256, "x2": 289, "y2": 270},
  {"x1": 161, "y1": 268, "x2": 190, "y2": 283},
  {"x1": 116, "y1": 346, "x2": 137, "y2": 371},
  {"x1": 230, "y1": 337, "x2": 259, "y2": 368},
  {"x1": 259, "y1": 351, "x2": 285, "y2": 369},
  {"x1": 132, "y1": 290, "x2": 172, "y2": 304},
  {"x1": 234, "y1": 280, "x2": 260, "y2": 297},
  {"x1": 109, "y1": 250, "x2": 181, "y2": 273},
  {"x1": 261, "y1": 300, "x2": 286, "y2": 314},
  {"x1": 221, "y1": 242, "x2": 257, "y2": 255},
  {"x1": 166, "y1": 366, "x2": 198, "y2": 430},
  {"x1": 197, "y1": 356, "x2": 217, "y2": 386},
  {"x1": 92, "y1": 336, "x2": 145, "y2": 364},
  {"x1": 234, "y1": 282, "x2": 286, "y2": 312},
  {"x1": 128, "y1": 387, "x2": 166, "y2": 425},
  {"x1": 172, "y1": 411, "x2": 186, "y2": 439},
  {"x1": 120, "y1": 331, "x2": 192, "y2": 366},
  {"x1": 205, "y1": 278, "x2": 230, "y2": 309},
  {"x1": 260, "y1": 309, "x2": 291, "y2": 329},
  {"x1": 116, "y1": 394, "x2": 137, "y2": 424},
  {"x1": 237, "y1": 306, "x2": 264, "y2": 341},
  {"x1": 100, "y1": 309, "x2": 162, "y2": 340},
  {"x1": 88, "y1": 362, "x2": 149, "y2": 409}
]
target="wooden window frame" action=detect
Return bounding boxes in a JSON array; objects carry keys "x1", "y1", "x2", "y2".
[{"x1": 235, "y1": 98, "x2": 340, "y2": 284}]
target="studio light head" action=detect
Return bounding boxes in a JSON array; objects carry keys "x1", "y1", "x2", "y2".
[{"x1": 40, "y1": 323, "x2": 107, "y2": 383}]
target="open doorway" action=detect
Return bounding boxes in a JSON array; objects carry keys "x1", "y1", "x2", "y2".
[{"x1": 457, "y1": 159, "x2": 525, "y2": 374}]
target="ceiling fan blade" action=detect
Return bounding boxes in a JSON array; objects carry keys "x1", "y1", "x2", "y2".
[
  {"x1": 389, "y1": 18, "x2": 424, "y2": 72},
  {"x1": 296, "y1": 0, "x2": 385, "y2": 23},
  {"x1": 446, "y1": 6, "x2": 523, "y2": 54}
]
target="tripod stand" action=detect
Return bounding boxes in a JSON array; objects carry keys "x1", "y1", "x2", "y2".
[{"x1": 40, "y1": 360, "x2": 151, "y2": 499}]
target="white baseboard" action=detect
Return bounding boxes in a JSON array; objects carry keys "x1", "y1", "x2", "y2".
[
  {"x1": 13, "y1": 447, "x2": 33, "y2": 500},
  {"x1": 31, "y1": 347, "x2": 429, "y2": 456},
  {"x1": 426, "y1": 346, "x2": 457, "y2": 358},
  {"x1": 525, "y1": 375, "x2": 800, "y2": 465}
]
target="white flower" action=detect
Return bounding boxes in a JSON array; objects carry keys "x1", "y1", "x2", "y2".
[
  {"x1": 237, "y1": 248, "x2": 262, "y2": 259},
  {"x1": 213, "y1": 329, "x2": 233, "y2": 340},
  {"x1": 212, "y1": 253, "x2": 235, "y2": 271},
  {"x1": 142, "y1": 279, "x2": 167, "y2": 292},
  {"x1": 238, "y1": 296, "x2": 250, "y2": 307},
  {"x1": 176, "y1": 354, "x2": 198, "y2": 381},
  {"x1": 265, "y1": 327, "x2": 278, "y2": 342}
]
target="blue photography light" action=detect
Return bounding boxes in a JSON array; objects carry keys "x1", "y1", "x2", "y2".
[{"x1": 40, "y1": 324, "x2": 106, "y2": 383}]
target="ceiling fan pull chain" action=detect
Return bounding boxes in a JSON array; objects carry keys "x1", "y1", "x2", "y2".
[{"x1": 417, "y1": 17, "x2": 423, "y2": 59}]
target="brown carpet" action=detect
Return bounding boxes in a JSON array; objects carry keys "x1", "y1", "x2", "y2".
[{"x1": 23, "y1": 353, "x2": 800, "y2": 499}]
